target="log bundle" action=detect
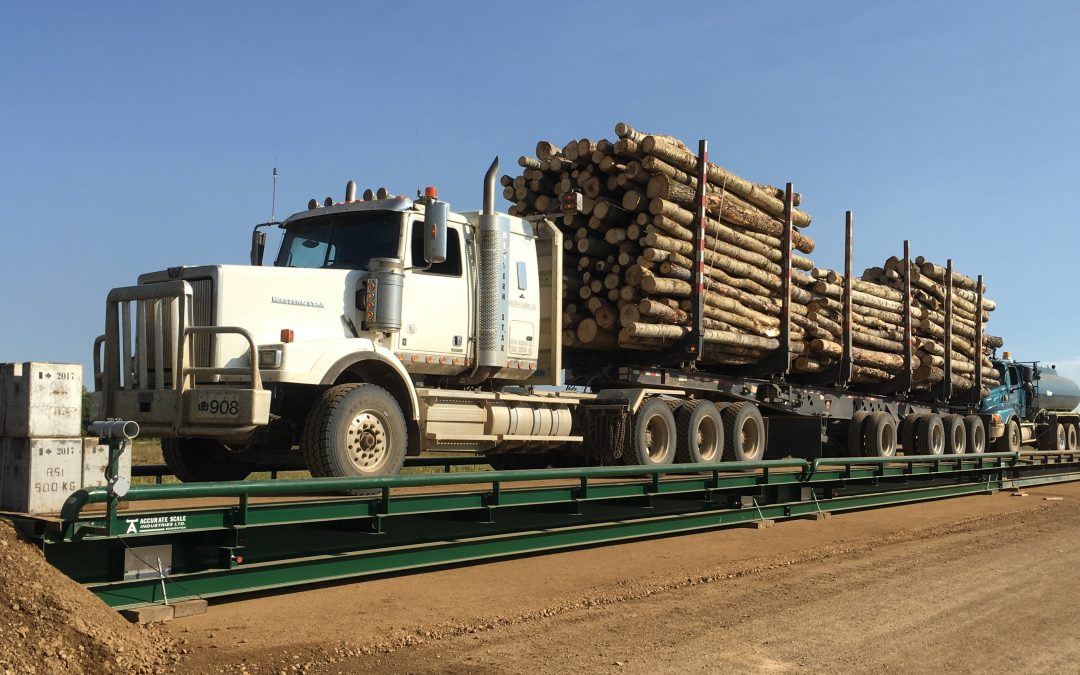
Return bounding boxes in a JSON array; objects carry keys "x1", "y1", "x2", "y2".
[
  {"x1": 504, "y1": 122, "x2": 1003, "y2": 394},
  {"x1": 852, "y1": 258, "x2": 1003, "y2": 391}
]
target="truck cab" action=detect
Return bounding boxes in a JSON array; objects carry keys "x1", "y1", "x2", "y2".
[{"x1": 981, "y1": 354, "x2": 1080, "y2": 451}]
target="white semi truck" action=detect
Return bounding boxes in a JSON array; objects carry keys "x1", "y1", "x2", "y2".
[
  {"x1": 94, "y1": 158, "x2": 996, "y2": 482},
  {"x1": 95, "y1": 161, "x2": 594, "y2": 481}
]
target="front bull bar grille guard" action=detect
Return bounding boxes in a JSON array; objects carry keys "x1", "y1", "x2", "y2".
[{"x1": 95, "y1": 281, "x2": 264, "y2": 431}]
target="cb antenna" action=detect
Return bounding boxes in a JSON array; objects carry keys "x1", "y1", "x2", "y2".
[{"x1": 270, "y1": 163, "x2": 278, "y2": 222}]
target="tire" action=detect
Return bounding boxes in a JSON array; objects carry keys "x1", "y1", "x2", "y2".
[
  {"x1": 942, "y1": 414, "x2": 967, "y2": 455},
  {"x1": 161, "y1": 437, "x2": 252, "y2": 482},
  {"x1": 623, "y1": 397, "x2": 677, "y2": 466},
  {"x1": 900, "y1": 415, "x2": 921, "y2": 456},
  {"x1": 674, "y1": 400, "x2": 724, "y2": 464},
  {"x1": 964, "y1": 415, "x2": 986, "y2": 454},
  {"x1": 917, "y1": 414, "x2": 945, "y2": 455},
  {"x1": 301, "y1": 383, "x2": 408, "y2": 489},
  {"x1": 995, "y1": 417, "x2": 1021, "y2": 453},
  {"x1": 848, "y1": 411, "x2": 871, "y2": 457},
  {"x1": 863, "y1": 412, "x2": 897, "y2": 457},
  {"x1": 1042, "y1": 421, "x2": 1067, "y2": 451},
  {"x1": 721, "y1": 402, "x2": 766, "y2": 462},
  {"x1": 1067, "y1": 424, "x2": 1078, "y2": 451}
]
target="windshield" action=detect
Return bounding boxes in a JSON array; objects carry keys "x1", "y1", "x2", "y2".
[{"x1": 275, "y1": 211, "x2": 402, "y2": 270}]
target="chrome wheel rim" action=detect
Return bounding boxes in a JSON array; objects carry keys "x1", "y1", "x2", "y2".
[
  {"x1": 346, "y1": 409, "x2": 391, "y2": 473},
  {"x1": 952, "y1": 424, "x2": 966, "y2": 454},
  {"x1": 929, "y1": 423, "x2": 944, "y2": 455},
  {"x1": 972, "y1": 425, "x2": 985, "y2": 453},
  {"x1": 644, "y1": 414, "x2": 671, "y2": 462},
  {"x1": 740, "y1": 417, "x2": 762, "y2": 459},
  {"x1": 881, "y1": 423, "x2": 897, "y2": 456},
  {"x1": 697, "y1": 416, "x2": 720, "y2": 462}
]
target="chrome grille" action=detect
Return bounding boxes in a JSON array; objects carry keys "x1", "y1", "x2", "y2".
[{"x1": 139, "y1": 278, "x2": 214, "y2": 388}]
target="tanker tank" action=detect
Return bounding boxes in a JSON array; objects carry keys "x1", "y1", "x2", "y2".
[{"x1": 1037, "y1": 366, "x2": 1080, "y2": 412}]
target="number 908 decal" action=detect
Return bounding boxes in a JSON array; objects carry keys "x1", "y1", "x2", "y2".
[{"x1": 194, "y1": 392, "x2": 241, "y2": 418}]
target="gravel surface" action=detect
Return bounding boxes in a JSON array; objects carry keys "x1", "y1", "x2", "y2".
[{"x1": 163, "y1": 482, "x2": 1080, "y2": 674}]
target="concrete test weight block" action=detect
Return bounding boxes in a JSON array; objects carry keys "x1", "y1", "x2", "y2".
[
  {"x1": 3, "y1": 362, "x2": 84, "y2": 438},
  {"x1": 82, "y1": 437, "x2": 133, "y2": 489},
  {"x1": 1, "y1": 438, "x2": 83, "y2": 514}
]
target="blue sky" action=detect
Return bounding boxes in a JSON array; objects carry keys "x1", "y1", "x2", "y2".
[{"x1": 2, "y1": 1, "x2": 1079, "y2": 382}]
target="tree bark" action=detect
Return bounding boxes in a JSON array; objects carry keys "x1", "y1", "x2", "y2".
[{"x1": 640, "y1": 135, "x2": 812, "y2": 227}]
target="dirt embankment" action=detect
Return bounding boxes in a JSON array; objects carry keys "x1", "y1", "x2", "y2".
[{"x1": 0, "y1": 520, "x2": 180, "y2": 675}]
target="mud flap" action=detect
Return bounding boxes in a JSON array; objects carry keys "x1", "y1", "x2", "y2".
[{"x1": 579, "y1": 402, "x2": 630, "y2": 464}]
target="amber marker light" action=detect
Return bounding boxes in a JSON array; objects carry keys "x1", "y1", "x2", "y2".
[{"x1": 280, "y1": 329, "x2": 295, "y2": 343}]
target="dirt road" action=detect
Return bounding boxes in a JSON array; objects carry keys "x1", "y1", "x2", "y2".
[{"x1": 164, "y1": 482, "x2": 1080, "y2": 674}]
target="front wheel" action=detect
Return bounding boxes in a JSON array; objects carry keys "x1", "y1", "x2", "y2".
[
  {"x1": 995, "y1": 418, "x2": 1021, "y2": 453},
  {"x1": 301, "y1": 384, "x2": 407, "y2": 487},
  {"x1": 161, "y1": 437, "x2": 253, "y2": 482}
]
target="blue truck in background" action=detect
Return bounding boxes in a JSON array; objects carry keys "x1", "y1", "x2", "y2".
[{"x1": 983, "y1": 354, "x2": 1080, "y2": 452}]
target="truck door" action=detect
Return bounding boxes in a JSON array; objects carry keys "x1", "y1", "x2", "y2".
[
  {"x1": 395, "y1": 220, "x2": 471, "y2": 367},
  {"x1": 1008, "y1": 364, "x2": 1027, "y2": 418}
]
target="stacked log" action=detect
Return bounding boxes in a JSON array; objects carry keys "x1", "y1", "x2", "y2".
[
  {"x1": 505, "y1": 122, "x2": 1002, "y2": 393},
  {"x1": 507, "y1": 122, "x2": 827, "y2": 367},
  {"x1": 850, "y1": 258, "x2": 1003, "y2": 391}
]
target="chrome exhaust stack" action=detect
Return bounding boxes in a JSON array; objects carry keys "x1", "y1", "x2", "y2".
[{"x1": 483, "y1": 157, "x2": 499, "y2": 216}]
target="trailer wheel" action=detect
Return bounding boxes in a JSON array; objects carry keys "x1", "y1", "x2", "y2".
[
  {"x1": 847, "y1": 412, "x2": 871, "y2": 457},
  {"x1": 964, "y1": 416, "x2": 986, "y2": 454},
  {"x1": 1067, "y1": 424, "x2": 1078, "y2": 451},
  {"x1": 1042, "y1": 421, "x2": 1067, "y2": 451},
  {"x1": 301, "y1": 383, "x2": 407, "y2": 490},
  {"x1": 623, "y1": 397, "x2": 677, "y2": 466},
  {"x1": 161, "y1": 437, "x2": 253, "y2": 482},
  {"x1": 722, "y1": 402, "x2": 766, "y2": 462},
  {"x1": 942, "y1": 414, "x2": 967, "y2": 455},
  {"x1": 995, "y1": 418, "x2": 1021, "y2": 452},
  {"x1": 900, "y1": 415, "x2": 921, "y2": 456},
  {"x1": 863, "y1": 412, "x2": 897, "y2": 457},
  {"x1": 917, "y1": 414, "x2": 945, "y2": 455},
  {"x1": 674, "y1": 400, "x2": 724, "y2": 464}
]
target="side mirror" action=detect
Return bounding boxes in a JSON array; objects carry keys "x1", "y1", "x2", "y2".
[
  {"x1": 250, "y1": 229, "x2": 267, "y2": 265},
  {"x1": 251, "y1": 222, "x2": 277, "y2": 266},
  {"x1": 423, "y1": 201, "x2": 449, "y2": 265}
]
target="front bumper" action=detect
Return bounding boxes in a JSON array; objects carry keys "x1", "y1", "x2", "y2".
[{"x1": 109, "y1": 387, "x2": 271, "y2": 439}]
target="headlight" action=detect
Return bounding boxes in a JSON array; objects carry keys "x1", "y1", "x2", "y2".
[{"x1": 258, "y1": 346, "x2": 284, "y2": 368}]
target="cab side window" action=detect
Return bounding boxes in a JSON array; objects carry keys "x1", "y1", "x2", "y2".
[{"x1": 410, "y1": 220, "x2": 462, "y2": 276}]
